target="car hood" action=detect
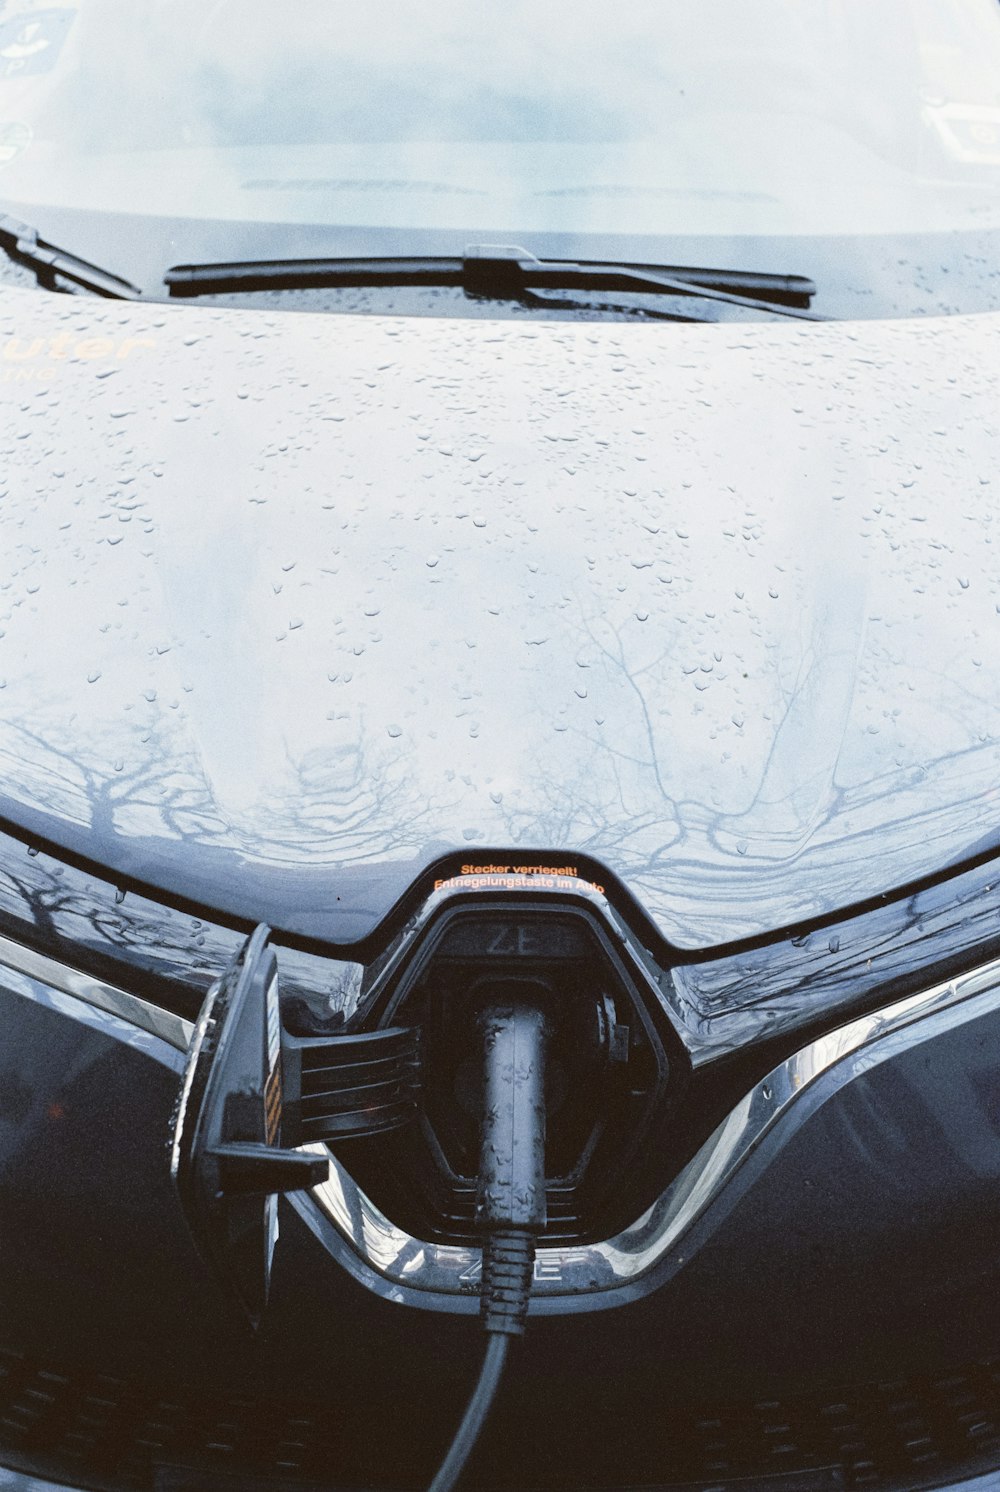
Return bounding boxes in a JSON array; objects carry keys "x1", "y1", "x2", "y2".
[{"x1": 0, "y1": 285, "x2": 997, "y2": 949}]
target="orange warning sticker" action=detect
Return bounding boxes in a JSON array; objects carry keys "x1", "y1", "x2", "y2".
[
  {"x1": 264, "y1": 1063, "x2": 282, "y2": 1146},
  {"x1": 434, "y1": 863, "x2": 604, "y2": 895}
]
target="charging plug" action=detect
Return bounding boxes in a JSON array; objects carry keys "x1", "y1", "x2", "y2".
[{"x1": 476, "y1": 998, "x2": 549, "y2": 1336}]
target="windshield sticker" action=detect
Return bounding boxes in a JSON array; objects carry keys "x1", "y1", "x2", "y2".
[
  {"x1": 0, "y1": 8, "x2": 74, "y2": 79},
  {"x1": 434, "y1": 863, "x2": 605, "y2": 895},
  {"x1": 926, "y1": 103, "x2": 1000, "y2": 166},
  {"x1": 0, "y1": 119, "x2": 29, "y2": 163}
]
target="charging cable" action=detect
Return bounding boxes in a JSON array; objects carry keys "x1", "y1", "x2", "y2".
[{"x1": 427, "y1": 999, "x2": 549, "y2": 1492}]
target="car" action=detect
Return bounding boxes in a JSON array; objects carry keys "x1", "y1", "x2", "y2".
[{"x1": 2, "y1": 2, "x2": 1000, "y2": 1490}]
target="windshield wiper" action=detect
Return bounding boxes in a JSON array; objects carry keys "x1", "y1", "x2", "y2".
[
  {"x1": 165, "y1": 243, "x2": 823, "y2": 321},
  {"x1": 0, "y1": 220, "x2": 822, "y2": 322},
  {"x1": 0, "y1": 212, "x2": 142, "y2": 300}
]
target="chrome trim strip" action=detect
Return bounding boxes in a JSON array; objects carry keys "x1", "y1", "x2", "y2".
[
  {"x1": 169, "y1": 980, "x2": 219, "y2": 1178},
  {"x1": 307, "y1": 952, "x2": 1000, "y2": 1301},
  {"x1": 0, "y1": 1463, "x2": 101, "y2": 1491},
  {"x1": 0, "y1": 930, "x2": 193, "y2": 1052}
]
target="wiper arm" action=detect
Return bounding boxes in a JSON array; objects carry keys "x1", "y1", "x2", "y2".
[
  {"x1": 164, "y1": 244, "x2": 822, "y2": 321},
  {"x1": 462, "y1": 244, "x2": 821, "y2": 319},
  {"x1": 0, "y1": 212, "x2": 142, "y2": 300}
]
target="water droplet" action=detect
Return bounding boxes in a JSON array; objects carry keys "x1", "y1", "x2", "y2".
[
  {"x1": 386, "y1": 724, "x2": 403, "y2": 739},
  {"x1": 87, "y1": 670, "x2": 102, "y2": 684},
  {"x1": 114, "y1": 887, "x2": 126, "y2": 905}
]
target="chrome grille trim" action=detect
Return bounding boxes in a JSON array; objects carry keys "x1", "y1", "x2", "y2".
[
  {"x1": 305, "y1": 951, "x2": 1000, "y2": 1302},
  {"x1": 0, "y1": 929, "x2": 193, "y2": 1052}
]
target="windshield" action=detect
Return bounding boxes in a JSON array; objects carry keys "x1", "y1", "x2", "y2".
[{"x1": 2, "y1": 0, "x2": 1000, "y2": 317}]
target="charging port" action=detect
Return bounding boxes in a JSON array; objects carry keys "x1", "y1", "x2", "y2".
[{"x1": 334, "y1": 900, "x2": 680, "y2": 1249}]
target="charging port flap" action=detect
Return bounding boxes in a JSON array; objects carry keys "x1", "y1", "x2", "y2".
[{"x1": 170, "y1": 924, "x2": 330, "y2": 1327}]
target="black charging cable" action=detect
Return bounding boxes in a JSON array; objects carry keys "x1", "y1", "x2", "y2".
[{"x1": 427, "y1": 999, "x2": 549, "y2": 1492}]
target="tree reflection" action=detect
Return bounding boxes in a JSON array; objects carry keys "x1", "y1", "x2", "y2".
[
  {"x1": 496, "y1": 604, "x2": 1000, "y2": 945},
  {"x1": 0, "y1": 706, "x2": 449, "y2": 994}
]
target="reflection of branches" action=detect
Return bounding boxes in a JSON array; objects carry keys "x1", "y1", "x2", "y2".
[
  {"x1": 498, "y1": 594, "x2": 1000, "y2": 945},
  {"x1": 0, "y1": 698, "x2": 450, "y2": 954},
  {"x1": 240, "y1": 738, "x2": 445, "y2": 865},
  {"x1": 557, "y1": 592, "x2": 864, "y2": 866},
  {"x1": 572, "y1": 605, "x2": 830, "y2": 858},
  {"x1": 502, "y1": 732, "x2": 681, "y2": 876},
  {"x1": 0, "y1": 703, "x2": 453, "y2": 984},
  {"x1": 0, "y1": 698, "x2": 447, "y2": 868},
  {"x1": 578, "y1": 615, "x2": 675, "y2": 804},
  {"x1": 0, "y1": 716, "x2": 226, "y2": 847},
  {"x1": 498, "y1": 607, "x2": 684, "y2": 872},
  {"x1": 0, "y1": 709, "x2": 234, "y2": 980},
  {"x1": 0, "y1": 838, "x2": 240, "y2": 997},
  {"x1": 0, "y1": 702, "x2": 455, "y2": 1007}
]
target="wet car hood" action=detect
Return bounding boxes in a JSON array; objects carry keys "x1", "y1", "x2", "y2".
[{"x1": 0, "y1": 284, "x2": 998, "y2": 950}]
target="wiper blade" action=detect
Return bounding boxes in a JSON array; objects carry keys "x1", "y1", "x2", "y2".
[
  {"x1": 164, "y1": 244, "x2": 822, "y2": 321},
  {"x1": 0, "y1": 212, "x2": 142, "y2": 300}
]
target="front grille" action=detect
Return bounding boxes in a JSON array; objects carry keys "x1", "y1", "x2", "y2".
[{"x1": 4, "y1": 1342, "x2": 1000, "y2": 1491}]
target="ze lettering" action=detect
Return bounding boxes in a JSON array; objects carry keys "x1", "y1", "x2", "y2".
[{"x1": 486, "y1": 923, "x2": 542, "y2": 957}]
